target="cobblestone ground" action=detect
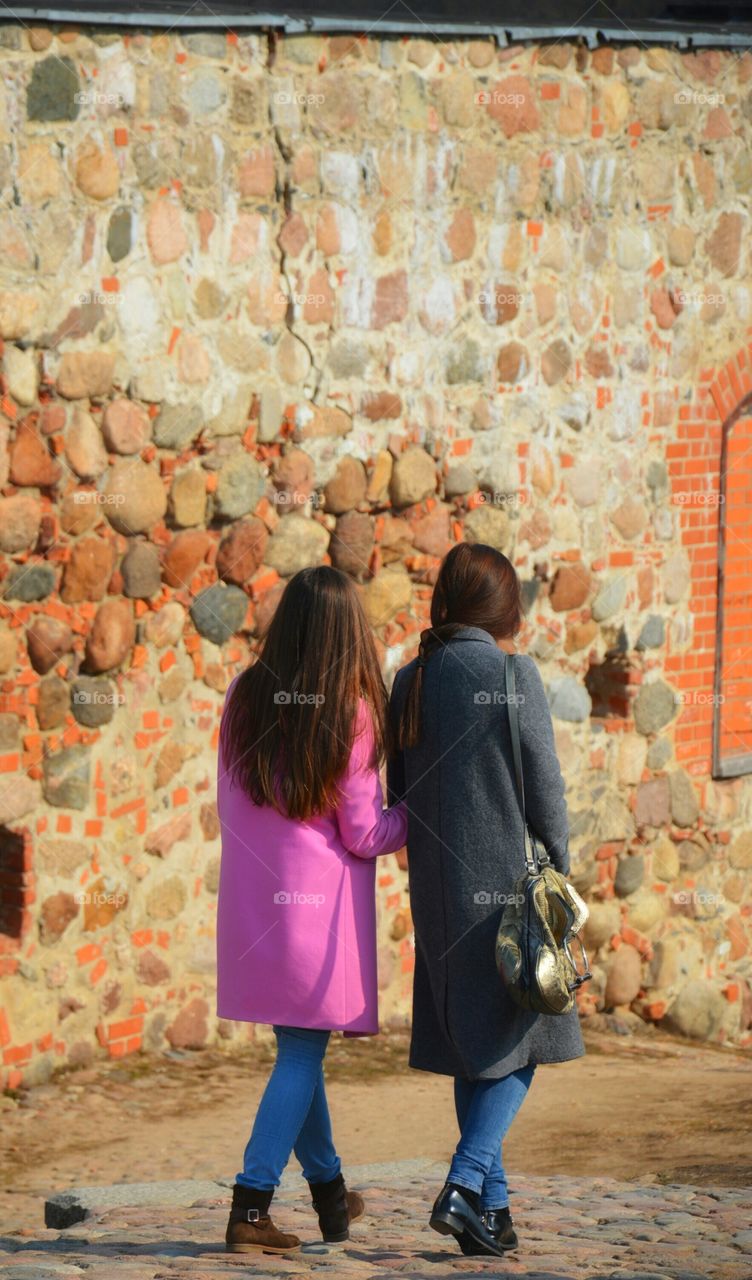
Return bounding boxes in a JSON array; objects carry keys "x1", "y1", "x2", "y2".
[{"x1": 0, "y1": 1160, "x2": 750, "y2": 1280}]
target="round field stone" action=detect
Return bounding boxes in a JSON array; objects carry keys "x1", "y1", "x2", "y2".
[
  {"x1": 214, "y1": 453, "x2": 265, "y2": 520},
  {"x1": 633, "y1": 679, "x2": 677, "y2": 735},
  {"x1": 264, "y1": 516, "x2": 329, "y2": 576},
  {"x1": 615, "y1": 852, "x2": 645, "y2": 897},
  {"x1": 3, "y1": 562, "x2": 55, "y2": 601},
  {"x1": 102, "y1": 398, "x2": 152, "y2": 455},
  {"x1": 153, "y1": 402, "x2": 204, "y2": 451},
  {"x1": 664, "y1": 980, "x2": 726, "y2": 1040},
  {"x1": 330, "y1": 511, "x2": 374, "y2": 580},
  {"x1": 121, "y1": 541, "x2": 162, "y2": 599},
  {"x1": 26, "y1": 616, "x2": 73, "y2": 674},
  {"x1": 0, "y1": 494, "x2": 41, "y2": 553},
  {"x1": 190, "y1": 583, "x2": 248, "y2": 645},
  {"x1": 42, "y1": 745, "x2": 91, "y2": 810},
  {"x1": 669, "y1": 770, "x2": 699, "y2": 827},
  {"x1": 324, "y1": 455, "x2": 367, "y2": 514},
  {"x1": 85, "y1": 599, "x2": 136, "y2": 672},
  {"x1": 592, "y1": 575, "x2": 627, "y2": 622},
  {"x1": 71, "y1": 676, "x2": 119, "y2": 727},
  {"x1": 216, "y1": 518, "x2": 268, "y2": 585},
  {"x1": 445, "y1": 338, "x2": 484, "y2": 384},
  {"x1": 390, "y1": 448, "x2": 437, "y2": 509},
  {"x1": 464, "y1": 504, "x2": 510, "y2": 552},
  {"x1": 362, "y1": 567, "x2": 412, "y2": 627},
  {"x1": 103, "y1": 459, "x2": 167, "y2": 536},
  {"x1": 647, "y1": 737, "x2": 672, "y2": 770},
  {"x1": 27, "y1": 55, "x2": 80, "y2": 121},
  {"x1": 636, "y1": 613, "x2": 665, "y2": 650},
  {"x1": 37, "y1": 674, "x2": 70, "y2": 730},
  {"x1": 548, "y1": 676, "x2": 592, "y2": 723},
  {"x1": 107, "y1": 206, "x2": 133, "y2": 262}
]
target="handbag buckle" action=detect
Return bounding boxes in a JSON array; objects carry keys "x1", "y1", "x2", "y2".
[{"x1": 564, "y1": 934, "x2": 593, "y2": 990}]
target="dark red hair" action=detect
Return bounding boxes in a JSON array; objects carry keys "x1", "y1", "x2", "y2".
[
  {"x1": 220, "y1": 566, "x2": 388, "y2": 820},
  {"x1": 396, "y1": 542, "x2": 522, "y2": 749}
]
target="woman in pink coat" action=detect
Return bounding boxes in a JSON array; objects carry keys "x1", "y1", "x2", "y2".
[{"x1": 216, "y1": 566, "x2": 407, "y2": 1255}]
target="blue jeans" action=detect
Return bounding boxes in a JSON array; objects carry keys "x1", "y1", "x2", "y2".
[
  {"x1": 237, "y1": 1026, "x2": 341, "y2": 1189},
  {"x1": 448, "y1": 1065, "x2": 536, "y2": 1209}
]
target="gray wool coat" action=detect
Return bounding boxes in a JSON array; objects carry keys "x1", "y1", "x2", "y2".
[{"x1": 387, "y1": 626, "x2": 586, "y2": 1081}]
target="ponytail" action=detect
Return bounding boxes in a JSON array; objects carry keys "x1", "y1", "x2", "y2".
[
  {"x1": 395, "y1": 542, "x2": 522, "y2": 751},
  {"x1": 396, "y1": 623, "x2": 464, "y2": 750}
]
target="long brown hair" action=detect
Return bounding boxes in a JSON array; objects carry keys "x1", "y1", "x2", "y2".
[
  {"x1": 220, "y1": 566, "x2": 388, "y2": 819},
  {"x1": 397, "y1": 542, "x2": 522, "y2": 750}
]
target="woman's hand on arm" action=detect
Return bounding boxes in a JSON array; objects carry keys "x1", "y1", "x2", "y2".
[{"x1": 336, "y1": 703, "x2": 408, "y2": 860}]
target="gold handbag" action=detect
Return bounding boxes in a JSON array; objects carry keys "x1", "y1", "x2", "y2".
[{"x1": 494, "y1": 655, "x2": 592, "y2": 1016}]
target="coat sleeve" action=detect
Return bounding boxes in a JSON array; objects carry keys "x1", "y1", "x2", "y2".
[
  {"x1": 336, "y1": 701, "x2": 408, "y2": 860},
  {"x1": 513, "y1": 655, "x2": 570, "y2": 875}
]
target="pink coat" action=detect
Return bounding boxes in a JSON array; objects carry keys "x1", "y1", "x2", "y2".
[{"x1": 216, "y1": 680, "x2": 408, "y2": 1034}]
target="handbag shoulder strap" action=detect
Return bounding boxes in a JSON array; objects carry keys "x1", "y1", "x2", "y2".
[
  {"x1": 504, "y1": 652, "x2": 542, "y2": 875},
  {"x1": 504, "y1": 652, "x2": 527, "y2": 821}
]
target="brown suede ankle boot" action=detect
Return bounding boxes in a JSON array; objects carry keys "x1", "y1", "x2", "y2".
[
  {"x1": 225, "y1": 1183, "x2": 301, "y2": 1254},
  {"x1": 308, "y1": 1172, "x2": 365, "y2": 1242}
]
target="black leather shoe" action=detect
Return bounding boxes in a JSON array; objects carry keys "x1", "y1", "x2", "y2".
[
  {"x1": 429, "y1": 1183, "x2": 508, "y2": 1258},
  {"x1": 458, "y1": 1205, "x2": 518, "y2": 1255}
]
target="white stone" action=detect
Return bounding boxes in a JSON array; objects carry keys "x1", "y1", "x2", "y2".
[{"x1": 4, "y1": 344, "x2": 38, "y2": 405}]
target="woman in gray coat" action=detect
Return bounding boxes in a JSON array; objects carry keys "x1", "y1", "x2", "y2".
[{"x1": 388, "y1": 542, "x2": 585, "y2": 1258}]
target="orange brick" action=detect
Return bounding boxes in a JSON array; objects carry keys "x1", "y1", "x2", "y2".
[
  {"x1": 2, "y1": 1043, "x2": 33, "y2": 1066},
  {"x1": 107, "y1": 1016, "x2": 144, "y2": 1042}
]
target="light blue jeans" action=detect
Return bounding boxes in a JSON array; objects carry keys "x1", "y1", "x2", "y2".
[
  {"x1": 449, "y1": 1065, "x2": 536, "y2": 1209},
  {"x1": 237, "y1": 1026, "x2": 341, "y2": 1189}
]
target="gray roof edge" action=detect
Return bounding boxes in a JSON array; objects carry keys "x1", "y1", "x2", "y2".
[{"x1": 5, "y1": 9, "x2": 752, "y2": 49}]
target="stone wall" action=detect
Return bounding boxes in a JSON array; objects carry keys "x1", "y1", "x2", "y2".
[{"x1": 1, "y1": 23, "x2": 751, "y2": 1086}]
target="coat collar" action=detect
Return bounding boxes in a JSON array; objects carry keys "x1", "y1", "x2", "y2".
[{"x1": 440, "y1": 625, "x2": 498, "y2": 647}]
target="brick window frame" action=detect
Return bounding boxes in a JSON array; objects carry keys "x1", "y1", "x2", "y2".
[
  {"x1": 713, "y1": 393, "x2": 752, "y2": 778},
  {"x1": 669, "y1": 344, "x2": 752, "y2": 780}
]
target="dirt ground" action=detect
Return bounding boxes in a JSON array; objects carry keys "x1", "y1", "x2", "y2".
[{"x1": 1, "y1": 1023, "x2": 750, "y2": 1233}]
